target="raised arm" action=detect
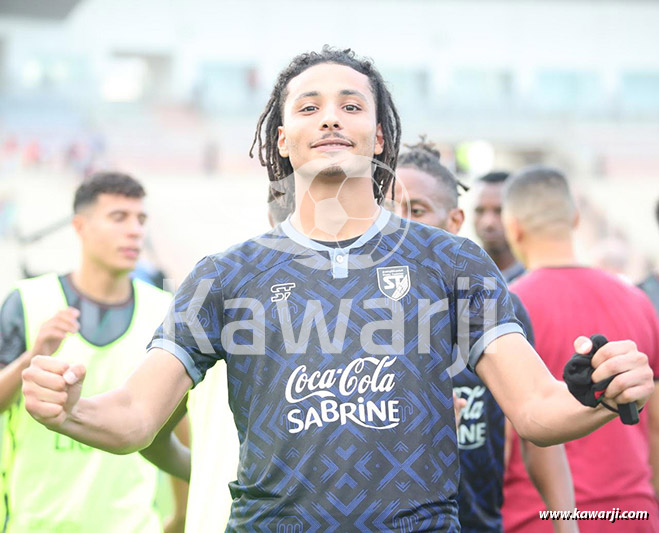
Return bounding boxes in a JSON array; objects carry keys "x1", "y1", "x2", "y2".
[
  {"x1": 477, "y1": 333, "x2": 653, "y2": 446},
  {"x1": 0, "y1": 305, "x2": 79, "y2": 413},
  {"x1": 21, "y1": 347, "x2": 192, "y2": 454}
]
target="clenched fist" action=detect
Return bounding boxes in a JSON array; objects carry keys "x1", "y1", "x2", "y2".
[
  {"x1": 574, "y1": 336, "x2": 654, "y2": 411},
  {"x1": 31, "y1": 307, "x2": 80, "y2": 357},
  {"x1": 22, "y1": 356, "x2": 86, "y2": 431}
]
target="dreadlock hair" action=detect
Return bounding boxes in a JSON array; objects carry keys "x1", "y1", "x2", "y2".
[
  {"x1": 250, "y1": 46, "x2": 402, "y2": 205},
  {"x1": 267, "y1": 182, "x2": 295, "y2": 225},
  {"x1": 397, "y1": 136, "x2": 469, "y2": 209}
]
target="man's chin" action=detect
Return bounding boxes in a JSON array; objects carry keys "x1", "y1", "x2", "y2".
[
  {"x1": 297, "y1": 157, "x2": 348, "y2": 181},
  {"x1": 482, "y1": 240, "x2": 507, "y2": 254},
  {"x1": 113, "y1": 260, "x2": 139, "y2": 276},
  {"x1": 317, "y1": 165, "x2": 348, "y2": 179}
]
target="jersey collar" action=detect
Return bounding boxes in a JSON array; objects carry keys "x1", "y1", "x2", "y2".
[{"x1": 280, "y1": 207, "x2": 391, "y2": 253}]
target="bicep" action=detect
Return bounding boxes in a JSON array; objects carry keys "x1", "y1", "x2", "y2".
[
  {"x1": 475, "y1": 332, "x2": 560, "y2": 427},
  {"x1": 123, "y1": 348, "x2": 193, "y2": 440}
]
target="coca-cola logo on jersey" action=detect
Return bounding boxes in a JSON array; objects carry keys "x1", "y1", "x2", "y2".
[{"x1": 285, "y1": 356, "x2": 401, "y2": 434}]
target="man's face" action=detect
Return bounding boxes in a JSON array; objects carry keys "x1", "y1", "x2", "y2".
[
  {"x1": 473, "y1": 182, "x2": 508, "y2": 252},
  {"x1": 277, "y1": 63, "x2": 384, "y2": 182},
  {"x1": 394, "y1": 167, "x2": 450, "y2": 229},
  {"x1": 76, "y1": 193, "x2": 146, "y2": 274}
]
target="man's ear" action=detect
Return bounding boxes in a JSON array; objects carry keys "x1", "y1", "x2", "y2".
[
  {"x1": 374, "y1": 124, "x2": 384, "y2": 156},
  {"x1": 502, "y1": 212, "x2": 527, "y2": 264},
  {"x1": 572, "y1": 208, "x2": 580, "y2": 229},
  {"x1": 447, "y1": 208, "x2": 465, "y2": 235},
  {"x1": 277, "y1": 126, "x2": 289, "y2": 158},
  {"x1": 504, "y1": 213, "x2": 523, "y2": 246},
  {"x1": 72, "y1": 214, "x2": 84, "y2": 237}
]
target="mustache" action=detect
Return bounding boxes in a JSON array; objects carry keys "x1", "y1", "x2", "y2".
[{"x1": 310, "y1": 133, "x2": 354, "y2": 146}]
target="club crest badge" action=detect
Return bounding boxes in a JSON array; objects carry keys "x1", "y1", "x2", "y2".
[{"x1": 377, "y1": 266, "x2": 410, "y2": 301}]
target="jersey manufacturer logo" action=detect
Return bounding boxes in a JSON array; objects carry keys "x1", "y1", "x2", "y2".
[
  {"x1": 377, "y1": 265, "x2": 410, "y2": 301},
  {"x1": 270, "y1": 282, "x2": 296, "y2": 302}
]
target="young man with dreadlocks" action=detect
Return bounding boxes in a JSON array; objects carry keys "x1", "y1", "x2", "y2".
[
  {"x1": 392, "y1": 140, "x2": 576, "y2": 533},
  {"x1": 20, "y1": 47, "x2": 655, "y2": 531}
]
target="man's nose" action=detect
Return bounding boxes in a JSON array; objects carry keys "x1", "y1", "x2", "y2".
[
  {"x1": 481, "y1": 211, "x2": 499, "y2": 228},
  {"x1": 320, "y1": 106, "x2": 341, "y2": 130},
  {"x1": 126, "y1": 217, "x2": 144, "y2": 237}
]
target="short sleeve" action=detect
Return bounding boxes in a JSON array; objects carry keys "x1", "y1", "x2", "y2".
[
  {"x1": 0, "y1": 289, "x2": 27, "y2": 367},
  {"x1": 148, "y1": 256, "x2": 225, "y2": 386},
  {"x1": 510, "y1": 293, "x2": 535, "y2": 348},
  {"x1": 453, "y1": 239, "x2": 525, "y2": 370}
]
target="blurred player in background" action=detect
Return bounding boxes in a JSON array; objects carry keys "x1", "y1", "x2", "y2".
[
  {"x1": 0, "y1": 172, "x2": 188, "y2": 532},
  {"x1": 638, "y1": 199, "x2": 659, "y2": 314},
  {"x1": 501, "y1": 165, "x2": 659, "y2": 532},
  {"x1": 472, "y1": 172, "x2": 525, "y2": 283},
  {"x1": 392, "y1": 139, "x2": 576, "y2": 533},
  {"x1": 19, "y1": 48, "x2": 655, "y2": 531}
]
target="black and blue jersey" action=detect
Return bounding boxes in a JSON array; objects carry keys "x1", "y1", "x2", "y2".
[
  {"x1": 149, "y1": 209, "x2": 523, "y2": 532},
  {"x1": 453, "y1": 294, "x2": 534, "y2": 533}
]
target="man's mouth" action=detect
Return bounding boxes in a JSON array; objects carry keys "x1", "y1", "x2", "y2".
[
  {"x1": 119, "y1": 247, "x2": 140, "y2": 259},
  {"x1": 311, "y1": 138, "x2": 353, "y2": 151}
]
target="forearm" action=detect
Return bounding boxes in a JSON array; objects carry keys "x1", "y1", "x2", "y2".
[
  {"x1": 0, "y1": 350, "x2": 35, "y2": 412},
  {"x1": 515, "y1": 379, "x2": 617, "y2": 446},
  {"x1": 522, "y1": 439, "x2": 577, "y2": 532},
  {"x1": 23, "y1": 348, "x2": 193, "y2": 457},
  {"x1": 647, "y1": 383, "x2": 659, "y2": 497},
  {"x1": 140, "y1": 401, "x2": 191, "y2": 481},
  {"x1": 650, "y1": 437, "x2": 659, "y2": 498},
  {"x1": 140, "y1": 428, "x2": 191, "y2": 481},
  {"x1": 478, "y1": 335, "x2": 619, "y2": 446},
  {"x1": 163, "y1": 415, "x2": 191, "y2": 533},
  {"x1": 61, "y1": 386, "x2": 156, "y2": 454}
]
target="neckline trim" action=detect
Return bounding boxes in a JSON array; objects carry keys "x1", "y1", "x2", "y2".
[{"x1": 281, "y1": 208, "x2": 391, "y2": 252}]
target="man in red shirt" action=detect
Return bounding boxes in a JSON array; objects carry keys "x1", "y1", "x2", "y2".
[{"x1": 500, "y1": 165, "x2": 659, "y2": 532}]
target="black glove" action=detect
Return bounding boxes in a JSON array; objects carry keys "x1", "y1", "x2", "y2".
[{"x1": 563, "y1": 334, "x2": 639, "y2": 425}]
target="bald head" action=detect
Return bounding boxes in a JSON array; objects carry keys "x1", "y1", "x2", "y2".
[{"x1": 503, "y1": 165, "x2": 577, "y2": 239}]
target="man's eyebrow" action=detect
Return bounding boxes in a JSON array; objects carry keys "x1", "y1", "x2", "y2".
[
  {"x1": 293, "y1": 91, "x2": 320, "y2": 102},
  {"x1": 339, "y1": 89, "x2": 368, "y2": 100},
  {"x1": 107, "y1": 209, "x2": 148, "y2": 218},
  {"x1": 292, "y1": 89, "x2": 369, "y2": 102}
]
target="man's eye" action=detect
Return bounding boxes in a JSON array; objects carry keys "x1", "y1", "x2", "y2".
[
  {"x1": 300, "y1": 105, "x2": 317, "y2": 112},
  {"x1": 411, "y1": 208, "x2": 426, "y2": 217},
  {"x1": 344, "y1": 104, "x2": 360, "y2": 112}
]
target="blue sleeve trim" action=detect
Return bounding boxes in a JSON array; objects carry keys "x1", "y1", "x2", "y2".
[
  {"x1": 469, "y1": 322, "x2": 525, "y2": 369},
  {"x1": 148, "y1": 339, "x2": 203, "y2": 387}
]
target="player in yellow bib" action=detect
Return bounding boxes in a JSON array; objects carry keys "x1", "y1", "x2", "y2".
[{"x1": 0, "y1": 172, "x2": 188, "y2": 532}]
